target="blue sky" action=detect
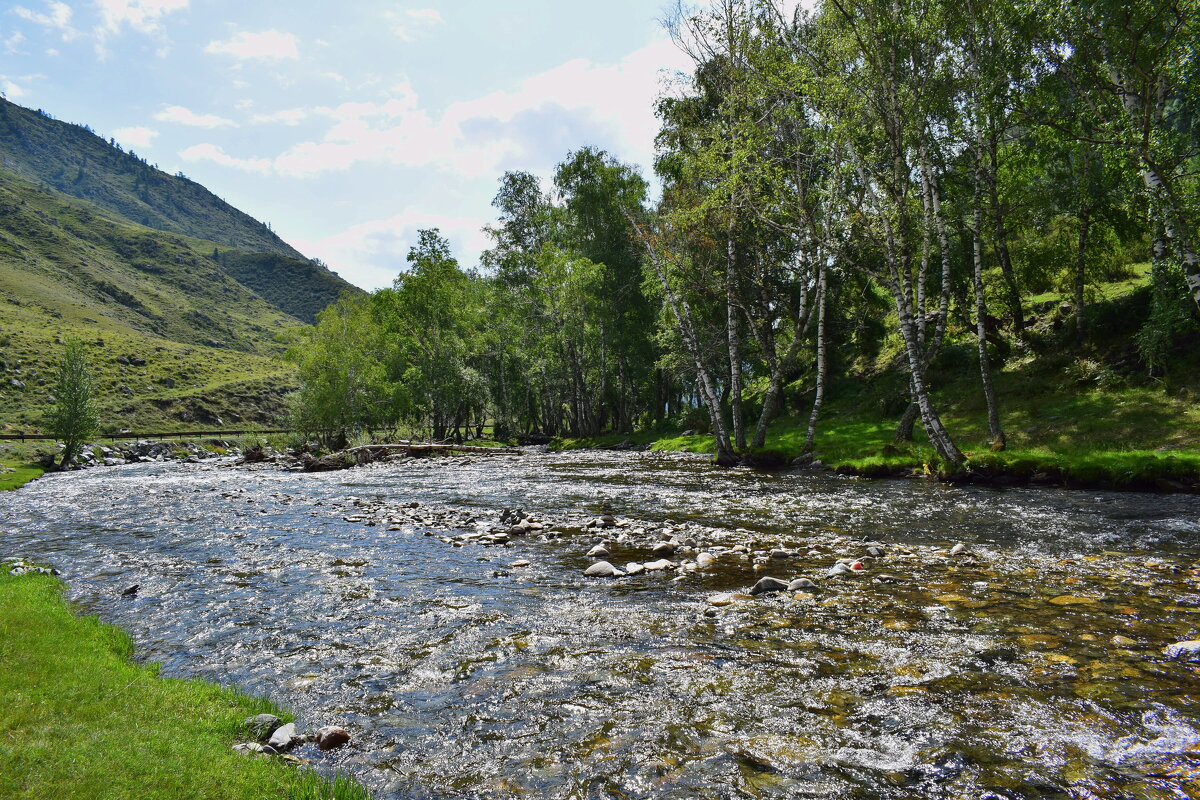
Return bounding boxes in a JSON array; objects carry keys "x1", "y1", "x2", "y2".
[{"x1": 0, "y1": 0, "x2": 694, "y2": 288}]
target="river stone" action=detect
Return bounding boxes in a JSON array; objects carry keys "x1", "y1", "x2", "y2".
[
  {"x1": 267, "y1": 722, "x2": 297, "y2": 751},
  {"x1": 787, "y1": 578, "x2": 817, "y2": 591},
  {"x1": 696, "y1": 552, "x2": 716, "y2": 569},
  {"x1": 587, "y1": 544, "x2": 610, "y2": 558},
  {"x1": 315, "y1": 726, "x2": 351, "y2": 751},
  {"x1": 949, "y1": 543, "x2": 967, "y2": 556},
  {"x1": 652, "y1": 541, "x2": 676, "y2": 557},
  {"x1": 1049, "y1": 595, "x2": 1098, "y2": 606},
  {"x1": 232, "y1": 742, "x2": 270, "y2": 755},
  {"x1": 750, "y1": 576, "x2": 790, "y2": 595},
  {"x1": 642, "y1": 559, "x2": 675, "y2": 571},
  {"x1": 509, "y1": 560, "x2": 531, "y2": 568},
  {"x1": 1164, "y1": 640, "x2": 1200, "y2": 661},
  {"x1": 244, "y1": 713, "x2": 283, "y2": 739},
  {"x1": 625, "y1": 562, "x2": 645, "y2": 575},
  {"x1": 827, "y1": 563, "x2": 852, "y2": 577},
  {"x1": 769, "y1": 549, "x2": 792, "y2": 559},
  {"x1": 584, "y1": 561, "x2": 624, "y2": 578}
]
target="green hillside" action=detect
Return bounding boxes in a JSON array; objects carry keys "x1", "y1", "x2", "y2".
[
  {"x1": 0, "y1": 97, "x2": 358, "y2": 323},
  {"x1": 0, "y1": 168, "x2": 298, "y2": 432}
]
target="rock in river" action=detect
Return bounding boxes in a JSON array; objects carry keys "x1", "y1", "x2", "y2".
[
  {"x1": 315, "y1": 725, "x2": 351, "y2": 751},
  {"x1": 750, "y1": 576, "x2": 790, "y2": 595},
  {"x1": 1164, "y1": 640, "x2": 1200, "y2": 661},
  {"x1": 787, "y1": 578, "x2": 817, "y2": 591},
  {"x1": 584, "y1": 561, "x2": 625, "y2": 578},
  {"x1": 267, "y1": 722, "x2": 298, "y2": 752},
  {"x1": 625, "y1": 562, "x2": 645, "y2": 575},
  {"x1": 587, "y1": 544, "x2": 610, "y2": 558},
  {"x1": 696, "y1": 551, "x2": 716, "y2": 569},
  {"x1": 642, "y1": 559, "x2": 675, "y2": 571}
]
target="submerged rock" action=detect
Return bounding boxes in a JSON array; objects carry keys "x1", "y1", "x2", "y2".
[{"x1": 1164, "y1": 640, "x2": 1200, "y2": 661}]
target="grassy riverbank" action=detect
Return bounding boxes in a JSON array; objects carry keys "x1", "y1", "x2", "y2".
[
  {"x1": 0, "y1": 455, "x2": 44, "y2": 491},
  {"x1": 0, "y1": 571, "x2": 369, "y2": 800},
  {"x1": 556, "y1": 380, "x2": 1200, "y2": 491}
]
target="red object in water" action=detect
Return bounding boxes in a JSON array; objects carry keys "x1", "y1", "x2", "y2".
[{"x1": 850, "y1": 561, "x2": 865, "y2": 571}]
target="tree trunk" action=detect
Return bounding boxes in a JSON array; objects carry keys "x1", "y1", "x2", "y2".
[
  {"x1": 973, "y1": 161, "x2": 1006, "y2": 450},
  {"x1": 726, "y1": 231, "x2": 746, "y2": 452},
  {"x1": 987, "y1": 134, "x2": 1025, "y2": 336},
  {"x1": 803, "y1": 267, "x2": 828, "y2": 455},
  {"x1": 1075, "y1": 208, "x2": 1090, "y2": 341}
]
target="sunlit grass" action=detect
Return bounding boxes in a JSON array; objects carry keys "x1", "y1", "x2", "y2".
[{"x1": 0, "y1": 572, "x2": 370, "y2": 800}]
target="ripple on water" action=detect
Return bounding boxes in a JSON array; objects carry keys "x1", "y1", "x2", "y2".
[{"x1": 4, "y1": 451, "x2": 1200, "y2": 798}]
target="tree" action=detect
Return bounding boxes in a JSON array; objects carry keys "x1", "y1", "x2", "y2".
[{"x1": 45, "y1": 339, "x2": 99, "y2": 470}]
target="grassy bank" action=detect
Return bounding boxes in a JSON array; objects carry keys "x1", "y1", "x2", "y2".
[
  {"x1": 0, "y1": 571, "x2": 369, "y2": 800},
  {"x1": 0, "y1": 461, "x2": 44, "y2": 491}
]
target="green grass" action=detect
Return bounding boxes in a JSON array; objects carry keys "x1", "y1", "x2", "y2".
[
  {"x1": 0, "y1": 461, "x2": 43, "y2": 491},
  {"x1": 0, "y1": 571, "x2": 370, "y2": 800}
]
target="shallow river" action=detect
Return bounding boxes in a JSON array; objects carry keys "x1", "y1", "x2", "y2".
[{"x1": 4, "y1": 450, "x2": 1200, "y2": 799}]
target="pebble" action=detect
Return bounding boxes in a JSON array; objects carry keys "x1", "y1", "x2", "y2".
[
  {"x1": 708, "y1": 593, "x2": 738, "y2": 606},
  {"x1": 642, "y1": 559, "x2": 675, "y2": 571},
  {"x1": 587, "y1": 544, "x2": 610, "y2": 558},
  {"x1": 584, "y1": 561, "x2": 625, "y2": 578},
  {"x1": 769, "y1": 549, "x2": 792, "y2": 559},
  {"x1": 949, "y1": 543, "x2": 967, "y2": 556},
  {"x1": 625, "y1": 562, "x2": 645, "y2": 575},
  {"x1": 696, "y1": 552, "x2": 716, "y2": 569},
  {"x1": 652, "y1": 541, "x2": 676, "y2": 557},
  {"x1": 827, "y1": 563, "x2": 852, "y2": 577},
  {"x1": 509, "y1": 560, "x2": 531, "y2": 568},
  {"x1": 787, "y1": 578, "x2": 817, "y2": 591}
]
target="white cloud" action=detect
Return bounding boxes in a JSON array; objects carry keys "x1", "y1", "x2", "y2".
[
  {"x1": 205, "y1": 29, "x2": 299, "y2": 61},
  {"x1": 262, "y1": 38, "x2": 690, "y2": 180},
  {"x1": 95, "y1": 0, "x2": 187, "y2": 35},
  {"x1": 153, "y1": 104, "x2": 236, "y2": 128},
  {"x1": 252, "y1": 107, "x2": 308, "y2": 126},
  {"x1": 0, "y1": 76, "x2": 28, "y2": 99},
  {"x1": 12, "y1": 2, "x2": 78, "y2": 39},
  {"x1": 387, "y1": 7, "x2": 444, "y2": 42},
  {"x1": 179, "y1": 143, "x2": 272, "y2": 173},
  {"x1": 3, "y1": 31, "x2": 26, "y2": 54},
  {"x1": 112, "y1": 125, "x2": 158, "y2": 148},
  {"x1": 291, "y1": 208, "x2": 492, "y2": 289}
]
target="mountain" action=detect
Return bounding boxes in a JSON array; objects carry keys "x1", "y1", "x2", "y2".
[
  {"x1": 0, "y1": 168, "x2": 303, "y2": 431},
  {"x1": 0, "y1": 97, "x2": 358, "y2": 324}
]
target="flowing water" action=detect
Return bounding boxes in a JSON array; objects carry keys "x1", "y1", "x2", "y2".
[{"x1": 4, "y1": 450, "x2": 1200, "y2": 799}]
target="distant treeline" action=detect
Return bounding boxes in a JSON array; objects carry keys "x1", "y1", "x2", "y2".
[{"x1": 287, "y1": 0, "x2": 1199, "y2": 465}]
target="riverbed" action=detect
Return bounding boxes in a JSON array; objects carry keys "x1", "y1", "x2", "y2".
[{"x1": 4, "y1": 450, "x2": 1200, "y2": 798}]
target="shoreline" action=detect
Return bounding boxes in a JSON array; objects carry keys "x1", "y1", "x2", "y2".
[{"x1": 0, "y1": 566, "x2": 369, "y2": 800}]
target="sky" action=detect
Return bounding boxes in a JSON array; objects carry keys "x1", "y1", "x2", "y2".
[{"x1": 0, "y1": 0, "x2": 697, "y2": 289}]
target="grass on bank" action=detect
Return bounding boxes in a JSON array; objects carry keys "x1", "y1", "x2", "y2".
[
  {"x1": 0, "y1": 571, "x2": 369, "y2": 800},
  {"x1": 0, "y1": 461, "x2": 44, "y2": 491}
]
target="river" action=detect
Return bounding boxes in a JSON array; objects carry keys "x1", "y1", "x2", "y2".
[{"x1": 4, "y1": 450, "x2": 1200, "y2": 798}]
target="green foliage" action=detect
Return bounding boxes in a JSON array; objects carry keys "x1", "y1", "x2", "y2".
[
  {"x1": 0, "y1": 571, "x2": 370, "y2": 800},
  {"x1": 44, "y1": 338, "x2": 99, "y2": 468}
]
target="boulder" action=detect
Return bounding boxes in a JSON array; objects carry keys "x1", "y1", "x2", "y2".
[
  {"x1": 750, "y1": 576, "x2": 790, "y2": 595},
  {"x1": 696, "y1": 552, "x2": 716, "y2": 569},
  {"x1": 587, "y1": 544, "x2": 611, "y2": 558},
  {"x1": 651, "y1": 541, "x2": 676, "y2": 557},
  {"x1": 583, "y1": 561, "x2": 624, "y2": 578},
  {"x1": 625, "y1": 562, "x2": 645, "y2": 575},
  {"x1": 787, "y1": 578, "x2": 817, "y2": 591},
  {"x1": 267, "y1": 722, "x2": 298, "y2": 752},
  {"x1": 314, "y1": 726, "x2": 351, "y2": 751},
  {"x1": 642, "y1": 559, "x2": 675, "y2": 571}
]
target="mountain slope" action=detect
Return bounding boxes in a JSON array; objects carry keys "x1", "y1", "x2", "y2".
[
  {"x1": 0, "y1": 168, "x2": 298, "y2": 431},
  {"x1": 0, "y1": 97, "x2": 358, "y2": 323}
]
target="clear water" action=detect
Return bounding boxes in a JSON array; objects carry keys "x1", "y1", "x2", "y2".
[{"x1": 4, "y1": 450, "x2": 1200, "y2": 798}]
